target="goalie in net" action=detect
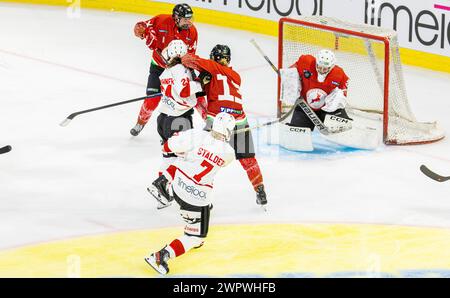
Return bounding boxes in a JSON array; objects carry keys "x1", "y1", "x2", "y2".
[
  {"x1": 279, "y1": 49, "x2": 355, "y2": 151},
  {"x1": 278, "y1": 16, "x2": 444, "y2": 146}
]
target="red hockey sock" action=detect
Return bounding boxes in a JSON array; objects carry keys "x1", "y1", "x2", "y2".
[
  {"x1": 239, "y1": 157, "x2": 263, "y2": 191},
  {"x1": 168, "y1": 239, "x2": 185, "y2": 258},
  {"x1": 137, "y1": 95, "x2": 161, "y2": 124}
]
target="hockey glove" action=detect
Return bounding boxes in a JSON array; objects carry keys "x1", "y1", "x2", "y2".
[
  {"x1": 134, "y1": 21, "x2": 148, "y2": 39},
  {"x1": 181, "y1": 53, "x2": 199, "y2": 70},
  {"x1": 197, "y1": 71, "x2": 212, "y2": 88}
]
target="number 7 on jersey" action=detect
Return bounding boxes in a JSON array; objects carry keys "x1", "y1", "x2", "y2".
[{"x1": 193, "y1": 160, "x2": 214, "y2": 183}]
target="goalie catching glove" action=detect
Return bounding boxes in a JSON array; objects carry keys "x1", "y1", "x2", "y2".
[{"x1": 321, "y1": 87, "x2": 347, "y2": 113}]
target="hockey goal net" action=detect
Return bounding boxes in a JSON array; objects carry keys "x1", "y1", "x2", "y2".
[{"x1": 278, "y1": 16, "x2": 445, "y2": 145}]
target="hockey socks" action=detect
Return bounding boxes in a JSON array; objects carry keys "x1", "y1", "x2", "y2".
[
  {"x1": 167, "y1": 235, "x2": 204, "y2": 258},
  {"x1": 137, "y1": 94, "x2": 161, "y2": 125},
  {"x1": 239, "y1": 157, "x2": 263, "y2": 191}
]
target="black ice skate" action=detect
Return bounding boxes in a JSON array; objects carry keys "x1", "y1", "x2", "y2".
[
  {"x1": 147, "y1": 175, "x2": 173, "y2": 209},
  {"x1": 145, "y1": 247, "x2": 170, "y2": 275},
  {"x1": 130, "y1": 123, "x2": 144, "y2": 136},
  {"x1": 256, "y1": 185, "x2": 268, "y2": 211}
]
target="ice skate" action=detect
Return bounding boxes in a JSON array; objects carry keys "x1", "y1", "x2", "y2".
[
  {"x1": 130, "y1": 123, "x2": 145, "y2": 136},
  {"x1": 256, "y1": 185, "x2": 268, "y2": 211},
  {"x1": 145, "y1": 247, "x2": 170, "y2": 275},
  {"x1": 147, "y1": 175, "x2": 173, "y2": 209}
]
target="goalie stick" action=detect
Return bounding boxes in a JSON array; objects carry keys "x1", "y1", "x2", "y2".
[
  {"x1": 0, "y1": 145, "x2": 12, "y2": 154},
  {"x1": 249, "y1": 39, "x2": 351, "y2": 135},
  {"x1": 234, "y1": 97, "x2": 300, "y2": 134},
  {"x1": 60, "y1": 93, "x2": 162, "y2": 127},
  {"x1": 420, "y1": 165, "x2": 450, "y2": 182}
]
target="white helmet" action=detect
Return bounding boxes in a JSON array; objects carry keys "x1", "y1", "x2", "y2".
[
  {"x1": 316, "y1": 49, "x2": 336, "y2": 75},
  {"x1": 167, "y1": 39, "x2": 188, "y2": 59},
  {"x1": 212, "y1": 112, "x2": 236, "y2": 141}
]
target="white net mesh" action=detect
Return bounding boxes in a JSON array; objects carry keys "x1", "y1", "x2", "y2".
[{"x1": 280, "y1": 16, "x2": 444, "y2": 145}]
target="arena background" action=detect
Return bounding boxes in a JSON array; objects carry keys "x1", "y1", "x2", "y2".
[{"x1": 0, "y1": 0, "x2": 449, "y2": 278}]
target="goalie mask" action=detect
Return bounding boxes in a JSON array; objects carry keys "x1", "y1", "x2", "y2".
[
  {"x1": 316, "y1": 49, "x2": 336, "y2": 76},
  {"x1": 167, "y1": 39, "x2": 188, "y2": 60},
  {"x1": 212, "y1": 112, "x2": 236, "y2": 141},
  {"x1": 210, "y1": 44, "x2": 231, "y2": 65}
]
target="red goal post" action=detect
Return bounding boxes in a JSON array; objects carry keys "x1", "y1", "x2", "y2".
[{"x1": 278, "y1": 16, "x2": 444, "y2": 145}]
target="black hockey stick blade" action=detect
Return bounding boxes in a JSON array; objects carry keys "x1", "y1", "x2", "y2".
[
  {"x1": 59, "y1": 93, "x2": 162, "y2": 127},
  {"x1": 420, "y1": 165, "x2": 450, "y2": 182},
  {"x1": 0, "y1": 145, "x2": 12, "y2": 154}
]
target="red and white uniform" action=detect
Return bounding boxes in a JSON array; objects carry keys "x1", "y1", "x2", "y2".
[
  {"x1": 141, "y1": 14, "x2": 198, "y2": 68},
  {"x1": 163, "y1": 129, "x2": 235, "y2": 207},
  {"x1": 292, "y1": 55, "x2": 349, "y2": 110},
  {"x1": 158, "y1": 64, "x2": 203, "y2": 116},
  {"x1": 181, "y1": 54, "x2": 246, "y2": 123}
]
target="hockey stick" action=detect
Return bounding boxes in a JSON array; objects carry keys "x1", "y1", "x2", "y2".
[
  {"x1": 249, "y1": 39, "x2": 351, "y2": 135},
  {"x1": 0, "y1": 145, "x2": 12, "y2": 154},
  {"x1": 250, "y1": 39, "x2": 279, "y2": 74},
  {"x1": 420, "y1": 165, "x2": 450, "y2": 182},
  {"x1": 226, "y1": 39, "x2": 299, "y2": 134},
  {"x1": 59, "y1": 93, "x2": 162, "y2": 127},
  {"x1": 297, "y1": 100, "x2": 351, "y2": 135},
  {"x1": 234, "y1": 97, "x2": 301, "y2": 134}
]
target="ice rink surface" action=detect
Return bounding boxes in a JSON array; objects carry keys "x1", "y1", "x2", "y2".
[{"x1": 0, "y1": 3, "x2": 449, "y2": 277}]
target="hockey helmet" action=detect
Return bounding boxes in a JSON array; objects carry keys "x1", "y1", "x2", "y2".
[
  {"x1": 212, "y1": 112, "x2": 236, "y2": 141},
  {"x1": 167, "y1": 39, "x2": 188, "y2": 59},
  {"x1": 173, "y1": 3, "x2": 193, "y2": 29},
  {"x1": 210, "y1": 44, "x2": 231, "y2": 65},
  {"x1": 316, "y1": 49, "x2": 336, "y2": 75}
]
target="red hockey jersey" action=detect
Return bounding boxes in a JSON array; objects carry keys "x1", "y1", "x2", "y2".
[
  {"x1": 182, "y1": 54, "x2": 246, "y2": 121},
  {"x1": 142, "y1": 14, "x2": 198, "y2": 68},
  {"x1": 293, "y1": 55, "x2": 349, "y2": 110}
]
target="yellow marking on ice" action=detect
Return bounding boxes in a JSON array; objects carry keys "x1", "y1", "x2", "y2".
[{"x1": 1, "y1": 224, "x2": 450, "y2": 277}]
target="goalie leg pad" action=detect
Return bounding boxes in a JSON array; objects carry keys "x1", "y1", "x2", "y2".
[
  {"x1": 279, "y1": 123, "x2": 314, "y2": 151},
  {"x1": 323, "y1": 115, "x2": 380, "y2": 150},
  {"x1": 323, "y1": 113, "x2": 353, "y2": 133}
]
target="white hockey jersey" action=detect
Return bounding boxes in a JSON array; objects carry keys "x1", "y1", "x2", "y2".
[
  {"x1": 165, "y1": 129, "x2": 235, "y2": 207},
  {"x1": 158, "y1": 63, "x2": 203, "y2": 116}
]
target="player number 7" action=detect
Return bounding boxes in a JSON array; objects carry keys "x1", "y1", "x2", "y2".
[{"x1": 193, "y1": 160, "x2": 214, "y2": 183}]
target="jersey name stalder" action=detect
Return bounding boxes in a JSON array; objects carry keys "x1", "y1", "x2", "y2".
[
  {"x1": 158, "y1": 64, "x2": 202, "y2": 116},
  {"x1": 165, "y1": 129, "x2": 235, "y2": 207},
  {"x1": 293, "y1": 54, "x2": 349, "y2": 110}
]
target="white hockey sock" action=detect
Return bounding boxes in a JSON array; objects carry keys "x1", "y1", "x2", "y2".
[{"x1": 168, "y1": 235, "x2": 204, "y2": 258}]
